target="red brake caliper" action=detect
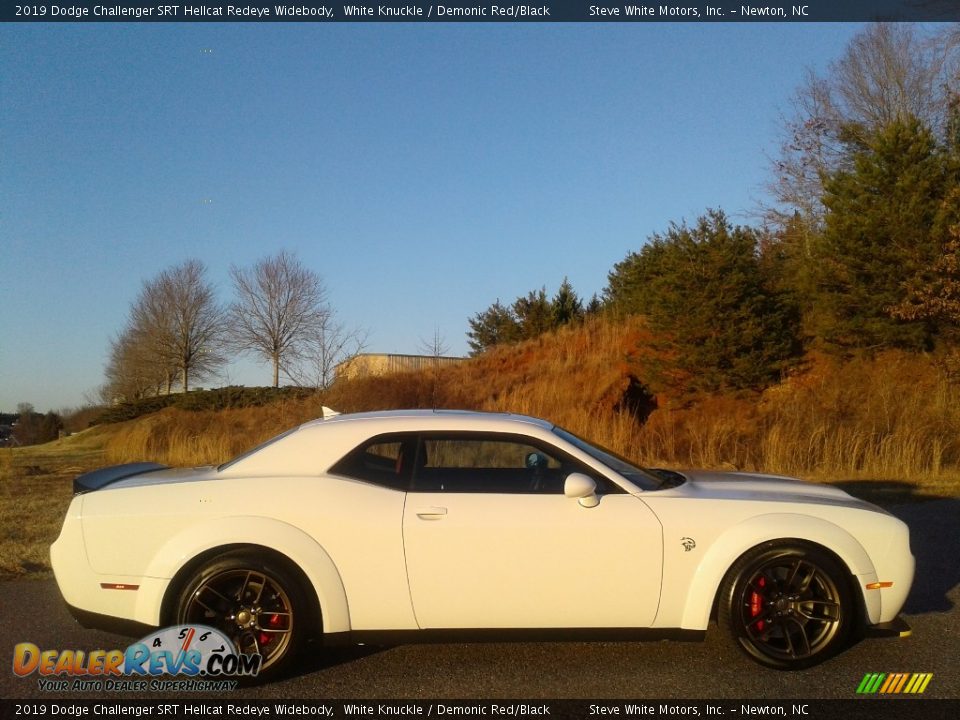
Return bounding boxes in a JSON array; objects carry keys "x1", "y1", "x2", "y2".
[
  {"x1": 258, "y1": 614, "x2": 283, "y2": 646},
  {"x1": 750, "y1": 576, "x2": 765, "y2": 631}
]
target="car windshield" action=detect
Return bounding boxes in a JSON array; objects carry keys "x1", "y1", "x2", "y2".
[{"x1": 552, "y1": 426, "x2": 679, "y2": 491}]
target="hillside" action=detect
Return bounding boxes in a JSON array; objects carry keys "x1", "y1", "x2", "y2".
[
  {"x1": 6, "y1": 316, "x2": 960, "y2": 580},
  {"x1": 97, "y1": 315, "x2": 960, "y2": 495}
]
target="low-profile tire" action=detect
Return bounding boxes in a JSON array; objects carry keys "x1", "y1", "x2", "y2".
[
  {"x1": 717, "y1": 542, "x2": 854, "y2": 670},
  {"x1": 174, "y1": 549, "x2": 310, "y2": 682}
]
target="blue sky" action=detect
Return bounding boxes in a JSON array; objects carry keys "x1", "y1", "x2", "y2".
[{"x1": 0, "y1": 22, "x2": 865, "y2": 412}]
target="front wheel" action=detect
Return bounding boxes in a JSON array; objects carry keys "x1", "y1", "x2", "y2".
[
  {"x1": 174, "y1": 550, "x2": 309, "y2": 681},
  {"x1": 718, "y1": 542, "x2": 854, "y2": 669}
]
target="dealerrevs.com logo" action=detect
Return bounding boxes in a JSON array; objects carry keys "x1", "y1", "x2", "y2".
[
  {"x1": 856, "y1": 672, "x2": 934, "y2": 695},
  {"x1": 12, "y1": 625, "x2": 260, "y2": 692}
]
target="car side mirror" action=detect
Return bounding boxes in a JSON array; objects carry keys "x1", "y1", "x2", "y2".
[{"x1": 564, "y1": 473, "x2": 599, "y2": 508}]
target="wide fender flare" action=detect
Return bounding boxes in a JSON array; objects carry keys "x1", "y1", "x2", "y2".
[
  {"x1": 679, "y1": 513, "x2": 878, "y2": 630},
  {"x1": 138, "y1": 515, "x2": 350, "y2": 634}
]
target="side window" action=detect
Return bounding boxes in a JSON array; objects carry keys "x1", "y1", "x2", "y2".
[
  {"x1": 332, "y1": 432, "x2": 626, "y2": 495},
  {"x1": 329, "y1": 434, "x2": 415, "y2": 491},
  {"x1": 413, "y1": 435, "x2": 592, "y2": 494}
]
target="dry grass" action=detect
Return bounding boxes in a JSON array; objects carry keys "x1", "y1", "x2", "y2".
[
  {"x1": 0, "y1": 426, "x2": 112, "y2": 579},
  {"x1": 107, "y1": 320, "x2": 960, "y2": 498},
  {"x1": 6, "y1": 321, "x2": 960, "y2": 581},
  {"x1": 102, "y1": 317, "x2": 960, "y2": 496},
  {"x1": 757, "y1": 352, "x2": 960, "y2": 479},
  {"x1": 103, "y1": 397, "x2": 329, "y2": 467}
]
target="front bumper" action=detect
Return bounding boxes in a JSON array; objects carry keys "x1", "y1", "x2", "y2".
[{"x1": 865, "y1": 616, "x2": 912, "y2": 639}]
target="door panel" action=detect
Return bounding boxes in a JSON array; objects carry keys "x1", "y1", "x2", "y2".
[{"x1": 402, "y1": 492, "x2": 662, "y2": 629}]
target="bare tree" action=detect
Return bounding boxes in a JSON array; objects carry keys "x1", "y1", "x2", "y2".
[
  {"x1": 419, "y1": 326, "x2": 450, "y2": 364},
  {"x1": 767, "y1": 23, "x2": 956, "y2": 228},
  {"x1": 102, "y1": 326, "x2": 167, "y2": 402},
  {"x1": 229, "y1": 251, "x2": 328, "y2": 388},
  {"x1": 164, "y1": 260, "x2": 225, "y2": 392},
  {"x1": 288, "y1": 313, "x2": 369, "y2": 389},
  {"x1": 130, "y1": 260, "x2": 226, "y2": 393},
  {"x1": 419, "y1": 326, "x2": 451, "y2": 408},
  {"x1": 127, "y1": 276, "x2": 176, "y2": 395}
]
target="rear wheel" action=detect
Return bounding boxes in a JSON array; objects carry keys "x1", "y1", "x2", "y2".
[
  {"x1": 718, "y1": 542, "x2": 853, "y2": 669},
  {"x1": 175, "y1": 550, "x2": 309, "y2": 681}
]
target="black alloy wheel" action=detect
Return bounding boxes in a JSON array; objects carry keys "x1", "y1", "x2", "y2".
[
  {"x1": 718, "y1": 542, "x2": 853, "y2": 669},
  {"x1": 175, "y1": 550, "x2": 309, "y2": 681}
]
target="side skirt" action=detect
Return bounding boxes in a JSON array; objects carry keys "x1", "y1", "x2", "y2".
[
  {"x1": 322, "y1": 627, "x2": 705, "y2": 647},
  {"x1": 62, "y1": 602, "x2": 707, "y2": 648}
]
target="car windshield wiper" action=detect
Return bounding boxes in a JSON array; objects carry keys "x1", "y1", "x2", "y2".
[{"x1": 644, "y1": 468, "x2": 687, "y2": 490}]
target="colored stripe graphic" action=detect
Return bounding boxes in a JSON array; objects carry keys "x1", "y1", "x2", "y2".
[
  {"x1": 856, "y1": 673, "x2": 933, "y2": 694},
  {"x1": 856, "y1": 673, "x2": 885, "y2": 693}
]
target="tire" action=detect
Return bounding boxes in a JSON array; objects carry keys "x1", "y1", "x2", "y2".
[
  {"x1": 174, "y1": 549, "x2": 310, "y2": 682},
  {"x1": 717, "y1": 542, "x2": 853, "y2": 670}
]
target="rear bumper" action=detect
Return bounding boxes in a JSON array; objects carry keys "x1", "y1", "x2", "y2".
[
  {"x1": 64, "y1": 601, "x2": 156, "y2": 638},
  {"x1": 50, "y1": 496, "x2": 167, "y2": 627}
]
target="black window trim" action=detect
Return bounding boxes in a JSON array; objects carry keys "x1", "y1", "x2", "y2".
[
  {"x1": 329, "y1": 429, "x2": 627, "y2": 495},
  {"x1": 330, "y1": 428, "x2": 637, "y2": 496},
  {"x1": 409, "y1": 430, "x2": 625, "y2": 495}
]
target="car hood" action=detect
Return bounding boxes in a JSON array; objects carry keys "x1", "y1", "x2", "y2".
[{"x1": 661, "y1": 469, "x2": 882, "y2": 511}]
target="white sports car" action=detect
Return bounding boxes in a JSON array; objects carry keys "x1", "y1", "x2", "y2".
[{"x1": 52, "y1": 409, "x2": 914, "y2": 678}]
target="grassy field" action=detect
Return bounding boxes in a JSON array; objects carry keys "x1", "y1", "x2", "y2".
[{"x1": 0, "y1": 427, "x2": 111, "y2": 579}]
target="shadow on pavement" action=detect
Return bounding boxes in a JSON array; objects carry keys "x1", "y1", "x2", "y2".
[{"x1": 297, "y1": 641, "x2": 387, "y2": 672}]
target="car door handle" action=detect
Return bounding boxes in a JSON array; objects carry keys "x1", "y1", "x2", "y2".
[{"x1": 415, "y1": 507, "x2": 448, "y2": 520}]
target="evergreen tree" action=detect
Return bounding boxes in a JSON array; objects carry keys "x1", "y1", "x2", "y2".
[
  {"x1": 891, "y1": 189, "x2": 960, "y2": 334},
  {"x1": 585, "y1": 293, "x2": 603, "y2": 315},
  {"x1": 551, "y1": 278, "x2": 584, "y2": 326},
  {"x1": 605, "y1": 237, "x2": 671, "y2": 317},
  {"x1": 759, "y1": 212, "x2": 820, "y2": 342},
  {"x1": 467, "y1": 279, "x2": 589, "y2": 354},
  {"x1": 467, "y1": 300, "x2": 521, "y2": 355},
  {"x1": 513, "y1": 288, "x2": 553, "y2": 340},
  {"x1": 814, "y1": 118, "x2": 957, "y2": 350},
  {"x1": 607, "y1": 210, "x2": 800, "y2": 392}
]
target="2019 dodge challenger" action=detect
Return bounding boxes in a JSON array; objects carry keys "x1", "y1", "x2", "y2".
[{"x1": 52, "y1": 409, "x2": 914, "y2": 679}]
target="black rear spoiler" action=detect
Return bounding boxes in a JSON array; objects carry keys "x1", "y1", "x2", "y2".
[{"x1": 73, "y1": 462, "x2": 169, "y2": 495}]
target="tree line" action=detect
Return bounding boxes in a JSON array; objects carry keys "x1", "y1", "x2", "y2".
[
  {"x1": 0, "y1": 403, "x2": 63, "y2": 447},
  {"x1": 468, "y1": 24, "x2": 960, "y2": 394},
  {"x1": 103, "y1": 251, "x2": 366, "y2": 403},
  {"x1": 466, "y1": 279, "x2": 601, "y2": 354}
]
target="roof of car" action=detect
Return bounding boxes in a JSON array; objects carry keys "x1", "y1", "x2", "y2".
[
  {"x1": 299, "y1": 408, "x2": 554, "y2": 431},
  {"x1": 218, "y1": 409, "x2": 558, "y2": 478}
]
